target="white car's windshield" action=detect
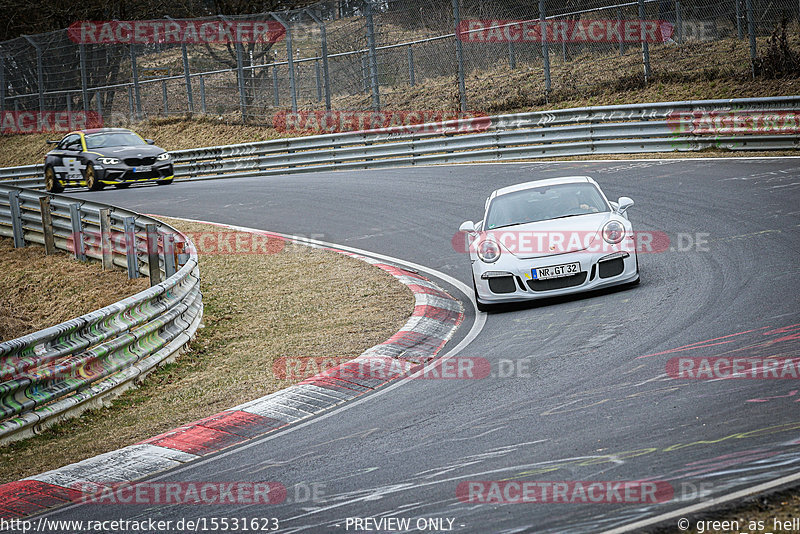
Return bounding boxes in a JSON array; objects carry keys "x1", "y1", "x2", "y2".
[
  {"x1": 485, "y1": 183, "x2": 610, "y2": 229},
  {"x1": 85, "y1": 132, "x2": 146, "y2": 149}
]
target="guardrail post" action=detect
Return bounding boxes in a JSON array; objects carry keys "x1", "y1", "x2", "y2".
[
  {"x1": 39, "y1": 196, "x2": 55, "y2": 255},
  {"x1": 69, "y1": 203, "x2": 86, "y2": 261},
  {"x1": 99, "y1": 208, "x2": 113, "y2": 270},
  {"x1": 130, "y1": 45, "x2": 142, "y2": 121},
  {"x1": 675, "y1": 0, "x2": 683, "y2": 44},
  {"x1": 181, "y1": 42, "x2": 194, "y2": 113},
  {"x1": 364, "y1": 1, "x2": 381, "y2": 111},
  {"x1": 146, "y1": 224, "x2": 161, "y2": 286},
  {"x1": 452, "y1": 0, "x2": 467, "y2": 112},
  {"x1": 79, "y1": 44, "x2": 89, "y2": 111},
  {"x1": 199, "y1": 75, "x2": 207, "y2": 114},
  {"x1": 407, "y1": 45, "x2": 415, "y2": 86},
  {"x1": 163, "y1": 233, "x2": 176, "y2": 278},
  {"x1": 162, "y1": 80, "x2": 169, "y2": 116},
  {"x1": 306, "y1": 8, "x2": 332, "y2": 110},
  {"x1": 8, "y1": 191, "x2": 24, "y2": 248},
  {"x1": 746, "y1": 0, "x2": 757, "y2": 78},
  {"x1": 638, "y1": 0, "x2": 651, "y2": 82},
  {"x1": 124, "y1": 217, "x2": 139, "y2": 278},
  {"x1": 539, "y1": 0, "x2": 551, "y2": 98},
  {"x1": 272, "y1": 13, "x2": 298, "y2": 113},
  {"x1": 23, "y1": 36, "x2": 45, "y2": 114}
]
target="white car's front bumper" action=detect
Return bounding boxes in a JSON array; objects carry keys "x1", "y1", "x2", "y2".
[{"x1": 472, "y1": 247, "x2": 639, "y2": 304}]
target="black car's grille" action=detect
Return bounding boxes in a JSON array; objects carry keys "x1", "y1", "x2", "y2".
[
  {"x1": 527, "y1": 272, "x2": 587, "y2": 291},
  {"x1": 124, "y1": 157, "x2": 157, "y2": 166},
  {"x1": 121, "y1": 170, "x2": 161, "y2": 180}
]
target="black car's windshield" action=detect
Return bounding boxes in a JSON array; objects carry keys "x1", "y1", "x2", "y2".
[
  {"x1": 84, "y1": 132, "x2": 146, "y2": 149},
  {"x1": 485, "y1": 182, "x2": 610, "y2": 230}
]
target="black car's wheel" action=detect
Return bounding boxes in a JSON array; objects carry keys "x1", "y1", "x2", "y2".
[
  {"x1": 473, "y1": 275, "x2": 493, "y2": 313},
  {"x1": 84, "y1": 163, "x2": 104, "y2": 191},
  {"x1": 44, "y1": 166, "x2": 63, "y2": 193},
  {"x1": 114, "y1": 183, "x2": 131, "y2": 189},
  {"x1": 156, "y1": 178, "x2": 173, "y2": 186}
]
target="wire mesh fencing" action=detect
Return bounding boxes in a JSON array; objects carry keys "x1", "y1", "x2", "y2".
[{"x1": 0, "y1": 0, "x2": 798, "y2": 134}]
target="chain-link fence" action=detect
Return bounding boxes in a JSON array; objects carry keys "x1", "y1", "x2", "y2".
[{"x1": 1, "y1": 0, "x2": 797, "y2": 131}]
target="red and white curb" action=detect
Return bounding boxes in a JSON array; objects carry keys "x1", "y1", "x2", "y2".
[{"x1": 0, "y1": 227, "x2": 464, "y2": 519}]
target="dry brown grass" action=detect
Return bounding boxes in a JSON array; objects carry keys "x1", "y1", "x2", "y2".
[
  {"x1": 0, "y1": 238, "x2": 149, "y2": 341},
  {"x1": 0, "y1": 218, "x2": 414, "y2": 483}
]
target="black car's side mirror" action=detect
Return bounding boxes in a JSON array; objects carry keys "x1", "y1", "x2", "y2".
[
  {"x1": 145, "y1": 139, "x2": 155, "y2": 145},
  {"x1": 46, "y1": 140, "x2": 59, "y2": 145}
]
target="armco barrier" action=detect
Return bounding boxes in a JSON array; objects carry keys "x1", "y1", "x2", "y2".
[
  {"x1": 0, "y1": 184, "x2": 202, "y2": 443},
  {"x1": 2, "y1": 96, "x2": 799, "y2": 188}
]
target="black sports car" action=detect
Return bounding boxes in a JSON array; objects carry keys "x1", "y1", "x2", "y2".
[{"x1": 43, "y1": 128, "x2": 174, "y2": 192}]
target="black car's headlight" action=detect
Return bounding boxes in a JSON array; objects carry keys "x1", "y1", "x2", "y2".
[
  {"x1": 157, "y1": 152, "x2": 171, "y2": 161},
  {"x1": 99, "y1": 157, "x2": 120, "y2": 165},
  {"x1": 477, "y1": 239, "x2": 501, "y2": 263},
  {"x1": 603, "y1": 221, "x2": 625, "y2": 244}
]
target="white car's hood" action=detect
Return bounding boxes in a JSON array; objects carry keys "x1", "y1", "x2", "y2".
[{"x1": 483, "y1": 212, "x2": 614, "y2": 259}]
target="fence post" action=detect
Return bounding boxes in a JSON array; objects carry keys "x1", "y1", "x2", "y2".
[
  {"x1": 79, "y1": 44, "x2": 89, "y2": 111},
  {"x1": 618, "y1": 8, "x2": 625, "y2": 55},
  {"x1": 128, "y1": 86, "x2": 134, "y2": 122},
  {"x1": 452, "y1": 0, "x2": 467, "y2": 112},
  {"x1": 746, "y1": 0, "x2": 757, "y2": 78},
  {"x1": 306, "y1": 8, "x2": 331, "y2": 111},
  {"x1": 163, "y1": 233, "x2": 176, "y2": 279},
  {"x1": 39, "y1": 196, "x2": 55, "y2": 255},
  {"x1": 181, "y1": 43, "x2": 194, "y2": 113},
  {"x1": 638, "y1": 0, "x2": 651, "y2": 82},
  {"x1": 130, "y1": 45, "x2": 142, "y2": 121},
  {"x1": 69, "y1": 203, "x2": 86, "y2": 261},
  {"x1": 65, "y1": 93, "x2": 72, "y2": 114},
  {"x1": 123, "y1": 217, "x2": 139, "y2": 279},
  {"x1": 407, "y1": 45, "x2": 415, "y2": 86},
  {"x1": 23, "y1": 36, "x2": 45, "y2": 114},
  {"x1": 364, "y1": 1, "x2": 381, "y2": 111},
  {"x1": 96, "y1": 90, "x2": 103, "y2": 119},
  {"x1": 99, "y1": 208, "x2": 113, "y2": 270},
  {"x1": 8, "y1": 191, "x2": 24, "y2": 249},
  {"x1": 272, "y1": 13, "x2": 298, "y2": 113},
  {"x1": 199, "y1": 75, "x2": 207, "y2": 113},
  {"x1": 162, "y1": 79, "x2": 168, "y2": 116},
  {"x1": 272, "y1": 65, "x2": 280, "y2": 106},
  {"x1": 675, "y1": 0, "x2": 683, "y2": 43},
  {"x1": 146, "y1": 224, "x2": 161, "y2": 286},
  {"x1": 0, "y1": 55, "x2": 5, "y2": 114},
  {"x1": 736, "y1": 0, "x2": 743, "y2": 39},
  {"x1": 315, "y1": 59, "x2": 322, "y2": 102},
  {"x1": 539, "y1": 0, "x2": 551, "y2": 97}
]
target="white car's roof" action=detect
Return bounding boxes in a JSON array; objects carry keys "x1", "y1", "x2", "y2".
[{"x1": 491, "y1": 176, "x2": 595, "y2": 199}]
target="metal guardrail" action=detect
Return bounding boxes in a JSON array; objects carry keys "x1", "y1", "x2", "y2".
[
  {"x1": 0, "y1": 184, "x2": 203, "y2": 443},
  {"x1": 3, "y1": 96, "x2": 798, "y2": 188}
]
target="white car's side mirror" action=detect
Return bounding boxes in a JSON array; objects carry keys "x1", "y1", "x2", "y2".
[
  {"x1": 459, "y1": 220, "x2": 476, "y2": 233},
  {"x1": 616, "y1": 197, "x2": 634, "y2": 215}
]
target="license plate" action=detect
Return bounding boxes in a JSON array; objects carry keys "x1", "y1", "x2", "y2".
[
  {"x1": 133, "y1": 165, "x2": 152, "y2": 173},
  {"x1": 532, "y1": 262, "x2": 580, "y2": 280}
]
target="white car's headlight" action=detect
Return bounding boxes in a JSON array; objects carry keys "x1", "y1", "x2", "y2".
[
  {"x1": 477, "y1": 239, "x2": 501, "y2": 263},
  {"x1": 603, "y1": 221, "x2": 625, "y2": 244},
  {"x1": 98, "y1": 157, "x2": 119, "y2": 164},
  {"x1": 156, "y1": 152, "x2": 171, "y2": 161}
]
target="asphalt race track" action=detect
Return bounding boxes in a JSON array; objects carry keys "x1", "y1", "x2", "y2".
[{"x1": 45, "y1": 158, "x2": 800, "y2": 532}]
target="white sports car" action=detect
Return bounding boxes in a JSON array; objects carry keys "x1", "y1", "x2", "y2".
[{"x1": 459, "y1": 176, "x2": 640, "y2": 311}]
